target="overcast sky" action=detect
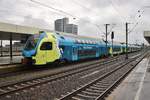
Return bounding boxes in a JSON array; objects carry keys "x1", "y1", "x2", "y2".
[{"x1": 0, "y1": 0, "x2": 150, "y2": 45}]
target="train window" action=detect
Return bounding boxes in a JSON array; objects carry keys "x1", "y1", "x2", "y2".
[
  {"x1": 86, "y1": 40, "x2": 88, "y2": 44},
  {"x1": 52, "y1": 35, "x2": 56, "y2": 39},
  {"x1": 81, "y1": 40, "x2": 84, "y2": 43},
  {"x1": 89, "y1": 41, "x2": 92, "y2": 44},
  {"x1": 60, "y1": 36, "x2": 65, "y2": 39},
  {"x1": 75, "y1": 39, "x2": 78, "y2": 43},
  {"x1": 24, "y1": 35, "x2": 40, "y2": 51},
  {"x1": 40, "y1": 42, "x2": 52, "y2": 50},
  {"x1": 56, "y1": 33, "x2": 60, "y2": 35},
  {"x1": 86, "y1": 40, "x2": 89, "y2": 44},
  {"x1": 78, "y1": 40, "x2": 81, "y2": 43}
]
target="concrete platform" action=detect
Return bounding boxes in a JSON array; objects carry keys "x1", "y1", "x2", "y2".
[
  {"x1": 0, "y1": 56, "x2": 22, "y2": 65},
  {"x1": 106, "y1": 56, "x2": 150, "y2": 100}
]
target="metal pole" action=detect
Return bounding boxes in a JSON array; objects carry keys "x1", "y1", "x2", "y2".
[
  {"x1": 105, "y1": 24, "x2": 110, "y2": 55},
  {"x1": 10, "y1": 33, "x2": 13, "y2": 62},
  {"x1": 112, "y1": 36, "x2": 113, "y2": 57},
  {"x1": 126, "y1": 22, "x2": 128, "y2": 59},
  {"x1": 0, "y1": 40, "x2": 2, "y2": 57},
  {"x1": 106, "y1": 24, "x2": 108, "y2": 49}
]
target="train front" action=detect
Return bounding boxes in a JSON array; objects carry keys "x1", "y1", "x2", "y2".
[{"x1": 22, "y1": 32, "x2": 61, "y2": 65}]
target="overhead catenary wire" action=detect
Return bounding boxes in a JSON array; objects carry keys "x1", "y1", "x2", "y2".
[
  {"x1": 30, "y1": 0, "x2": 77, "y2": 18},
  {"x1": 72, "y1": 0, "x2": 117, "y2": 33},
  {"x1": 108, "y1": 0, "x2": 127, "y2": 22},
  {"x1": 75, "y1": 0, "x2": 125, "y2": 35},
  {"x1": 0, "y1": 7, "x2": 68, "y2": 26},
  {"x1": 108, "y1": 0, "x2": 145, "y2": 35},
  {"x1": 126, "y1": 1, "x2": 148, "y2": 34},
  {"x1": 30, "y1": 0, "x2": 106, "y2": 34},
  {"x1": 7, "y1": 0, "x2": 142, "y2": 41},
  {"x1": 31, "y1": 0, "x2": 137, "y2": 36},
  {"x1": 128, "y1": 9, "x2": 144, "y2": 33}
]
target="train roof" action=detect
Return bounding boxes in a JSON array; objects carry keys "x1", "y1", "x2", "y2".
[
  {"x1": 54, "y1": 32, "x2": 106, "y2": 45},
  {"x1": 55, "y1": 32, "x2": 102, "y2": 40}
]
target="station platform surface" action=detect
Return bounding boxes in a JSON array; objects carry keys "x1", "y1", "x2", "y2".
[
  {"x1": 0, "y1": 56, "x2": 22, "y2": 65},
  {"x1": 106, "y1": 56, "x2": 150, "y2": 100}
]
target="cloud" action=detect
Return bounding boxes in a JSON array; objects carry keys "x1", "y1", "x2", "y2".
[
  {"x1": 21, "y1": 15, "x2": 52, "y2": 29},
  {"x1": 0, "y1": 0, "x2": 149, "y2": 44}
]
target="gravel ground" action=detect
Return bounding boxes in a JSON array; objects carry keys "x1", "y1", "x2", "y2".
[
  {"x1": 0, "y1": 59, "x2": 100, "y2": 86},
  {"x1": 0, "y1": 58, "x2": 126, "y2": 100}
]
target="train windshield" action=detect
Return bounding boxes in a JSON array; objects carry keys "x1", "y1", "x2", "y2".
[{"x1": 24, "y1": 34, "x2": 40, "y2": 50}]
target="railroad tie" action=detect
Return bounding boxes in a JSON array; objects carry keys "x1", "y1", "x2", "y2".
[
  {"x1": 86, "y1": 88, "x2": 103, "y2": 93},
  {"x1": 7, "y1": 87, "x2": 15, "y2": 90},
  {"x1": 14, "y1": 85, "x2": 22, "y2": 89},
  {"x1": 76, "y1": 93, "x2": 97, "y2": 99},
  {"x1": 0, "y1": 89, "x2": 7, "y2": 93},
  {"x1": 72, "y1": 96, "x2": 85, "y2": 100},
  {"x1": 82, "y1": 91, "x2": 100, "y2": 96}
]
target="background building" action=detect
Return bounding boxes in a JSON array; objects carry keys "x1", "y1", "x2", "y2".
[
  {"x1": 54, "y1": 17, "x2": 78, "y2": 35},
  {"x1": 55, "y1": 18, "x2": 69, "y2": 32},
  {"x1": 144, "y1": 31, "x2": 150, "y2": 44},
  {"x1": 64, "y1": 24, "x2": 78, "y2": 34}
]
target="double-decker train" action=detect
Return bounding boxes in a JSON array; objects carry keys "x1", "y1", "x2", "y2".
[{"x1": 22, "y1": 31, "x2": 141, "y2": 65}]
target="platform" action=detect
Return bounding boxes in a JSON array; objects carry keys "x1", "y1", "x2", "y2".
[
  {"x1": 0, "y1": 56, "x2": 22, "y2": 65},
  {"x1": 106, "y1": 56, "x2": 150, "y2": 100}
]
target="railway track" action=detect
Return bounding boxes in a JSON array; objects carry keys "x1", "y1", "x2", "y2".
[
  {"x1": 58, "y1": 52, "x2": 148, "y2": 100},
  {"x1": 0, "y1": 55, "x2": 123, "y2": 97},
  {"x1": 0, "y1": 51, "x2": 146, "y2": 99},
  {"x1": 0, "y1": 53, "x2": 131, "y2": 85}
]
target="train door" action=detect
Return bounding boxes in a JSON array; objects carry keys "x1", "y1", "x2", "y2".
[
  {"x1": 35, "y1": 39, "x2": 60, "y2": 65},
  {"x1": 96, "y1": 46, "x2": 99, "y2": 57},
  {"x1": 35, "y1": 39, "x2": 48, "y2": 65},
  {"x1": 108, "y1": 47, "x2": 112, "y2": 55},
  {"x1": 72, "y1": 46, "x2": 78, "y2": 61},
  {"x1": 42, "y1": 42, "x2": 53, "y2": 63},
  {"x1": 45, "y1": 41, "x2": 60, "y2": 63}
]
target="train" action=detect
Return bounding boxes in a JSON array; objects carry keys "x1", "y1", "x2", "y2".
[{"x1": 22, "y1": 31, "x2": 141, "y2": 65}]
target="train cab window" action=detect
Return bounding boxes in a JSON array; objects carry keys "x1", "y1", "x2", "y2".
[{"x1": 40, "y1": 42, "x2": 52, "y2": 50}]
